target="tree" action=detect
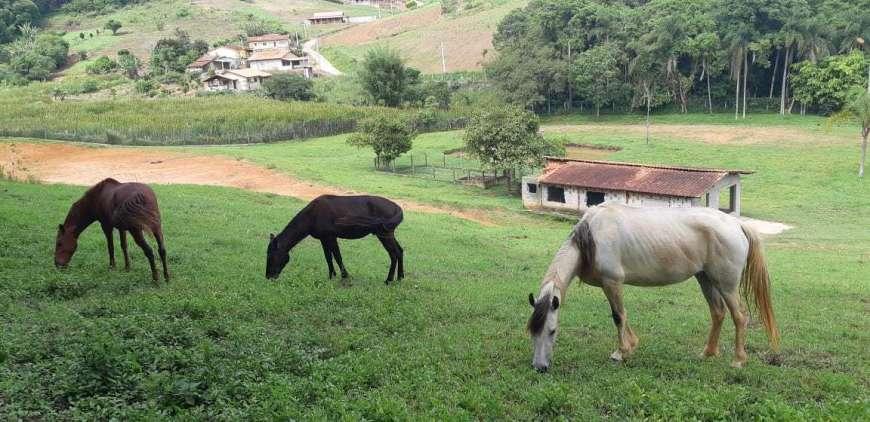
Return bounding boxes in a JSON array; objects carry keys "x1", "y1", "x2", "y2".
[
  {"x1": 463, "y1": 107, "x2": 562, "y2": 188},
  {"x1": 358, "y1": 48, "x2": 409, "y2": 107},
  {"x1": 791, "y1": 52, "x2": 868, "y2": 113},
  {"x1": 104, "y1": 19, "x2": 122, "y2": 35},
  {"x1": 573, "y1": 42, "x2": 626, "y2": 117},
  {"x1": 0, "y1": 0, "x2": 39, "y2": 43},
  {"x1": 831, "y1": 90, "x2": 870, "y2": 177},
  {"x1": 347, "y1": 116, "x2": 414, "y2": 167},
  {"x1": 263, "y1": 73, "x2": 314, "y2": 101}
]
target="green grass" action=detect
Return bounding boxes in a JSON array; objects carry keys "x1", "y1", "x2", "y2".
[{"x1": 1, "y1": 116, "x2": 868, "y2": 418}]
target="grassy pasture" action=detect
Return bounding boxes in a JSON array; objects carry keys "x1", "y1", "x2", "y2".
[{"x1": 1, "y1": 116, "x2": 868, "y2": 419}]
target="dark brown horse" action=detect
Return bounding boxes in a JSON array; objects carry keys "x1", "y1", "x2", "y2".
[
  {"x1": 55, "y1": 178, "x2": 169, "y2": 284},
  {"x1": 266, "y1": 195, "x2": 404, "y2": 284}
]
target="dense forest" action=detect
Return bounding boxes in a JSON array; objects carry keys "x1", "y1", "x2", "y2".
[{"x1": 486, "y1": 0, "x2": 870, "y2": 116}]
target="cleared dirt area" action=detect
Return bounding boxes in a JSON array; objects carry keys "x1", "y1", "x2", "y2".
[
  {"x1": 0, "y1": 142, "x2": 493, "y2": 226},
  {"x1": 543, "y1": 124, "x2": 840, "y2": 145}
]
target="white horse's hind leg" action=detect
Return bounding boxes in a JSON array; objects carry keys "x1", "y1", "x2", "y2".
[
  {"x1": 696, "y1": 273, "x2": 726, "y2": 358},
  {"x1": 719, "y1": 288, "x2": 749, "y2": 368},
  {"x1": 601, "y1": 281, "x2": 638, "y2": 362}
]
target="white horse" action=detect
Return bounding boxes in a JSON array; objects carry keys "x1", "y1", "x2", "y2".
[{"x1": 527, "y1": 202, "x2": 779, "y2": 372}]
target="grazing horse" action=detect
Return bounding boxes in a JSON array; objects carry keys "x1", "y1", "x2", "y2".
[
  {"x1": 55, "y1": 178, "x2": 169, "y2": 284},
  {"x1": 266, "y1": 195, "x2": 404, "y2": 283},
  {"x1": 527, "y1": 202, "x2": 779, "y2": 372}
]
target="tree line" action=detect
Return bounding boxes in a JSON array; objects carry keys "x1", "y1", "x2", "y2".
[{"x1": 486, "y1": 0, "x2": 869, "y2": 117}]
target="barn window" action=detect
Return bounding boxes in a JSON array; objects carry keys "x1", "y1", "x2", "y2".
[
  {"x1": 547, "y1": 186, "x2": 565, "y2": 203},
  {"x1": 586, "y1": 191, "x2": 605, "y2": 206},
  {"x1": 527, "y1": 183, "x2": 537, "y2": 194}
]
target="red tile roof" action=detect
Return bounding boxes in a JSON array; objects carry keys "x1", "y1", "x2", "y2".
[
  {"x1": 538, "y1": 158, "x2": 751, "y2": 198},
  {"x1": 187, "y1": 53, "x2": 214, "y2": 68},
  {"x1": 248, "y1": 48, "x2": 300, "y2": 61}
]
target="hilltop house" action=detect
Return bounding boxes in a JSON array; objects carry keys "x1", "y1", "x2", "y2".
[
  {"x1": 246, "y1": 34, "x2": 291, "y2": 51},
  {"x1": 522, "y1": 158, "x2": 751, "y2": 216},
  {"x1": 247, "y1": 49, "x2": 312, "y2": 76},
  {"x1": 306, "y1": 11, "x2": 347, "y2": 25},
  {"x1": 187, "y1": 45, "x2": 247, "y2": 73},
  {"x1": 203, "y1": 68, "x2": 271, "y2": 92}
]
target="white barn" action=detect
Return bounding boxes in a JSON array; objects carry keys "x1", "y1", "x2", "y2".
[
  {"x1": 246, "y1": 34, "x2": 291, "y2": 51},
  {"x1": 523, "y1": 158, "x2": 752, "y2": 216}
]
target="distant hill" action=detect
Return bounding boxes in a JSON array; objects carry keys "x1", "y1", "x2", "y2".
[
  {"x1": 321, "y1": 1, "x2": 526, "y2": 73},
  {"x1": 41, "y1": 0, "x2": 523, "y2": 75}
]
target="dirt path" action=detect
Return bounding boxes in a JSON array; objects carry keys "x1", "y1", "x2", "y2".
[
  {"x1": 0, "y1": 142, "x2": 494, "y2": 226},
  {"x1": 303, "y1": 39, "x2": 343, "y2": 76}
]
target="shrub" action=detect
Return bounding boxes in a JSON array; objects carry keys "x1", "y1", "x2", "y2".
[
  {"x1": 134, "y1": 78, "x2": 157, "y2": 96},
  {"x1": 263, "y1": 73, "x2": 314, "y2": 101},
  {"x1": 85, "y1": 56, "x2": 118, "y2": 74}
]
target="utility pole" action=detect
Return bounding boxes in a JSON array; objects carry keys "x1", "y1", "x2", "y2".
[{"x1": 440, "y1": 41, "x2": 447, "y2": 74}]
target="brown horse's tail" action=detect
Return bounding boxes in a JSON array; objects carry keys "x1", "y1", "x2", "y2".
[{"x1": 739, "y1": 223, "x2": 780, "y2": 352}]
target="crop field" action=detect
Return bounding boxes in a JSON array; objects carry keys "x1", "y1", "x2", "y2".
[
  {"x1": 0, "y1": 84, "x2": 465, "y2": 145},
  {"x1": 1, "y1": 115, "x2": 867, "y2": 418}
]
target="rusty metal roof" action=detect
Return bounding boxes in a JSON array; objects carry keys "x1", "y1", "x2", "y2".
[{"x1": 538, "y1": 158, "x2": 751, "y2": 198}]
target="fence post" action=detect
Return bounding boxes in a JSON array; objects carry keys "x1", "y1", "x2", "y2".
[
  {"x1": 424, "y1": 153, "x2": 428, "y2": 167},
  {"x1": 410, "y1": 154, "x2": 414, "y2": 174},
  {"x1": 443, "y1": 154, "x2": 446, "y2": 168}
]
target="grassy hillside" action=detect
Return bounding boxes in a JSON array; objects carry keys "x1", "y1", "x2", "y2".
[
  {"x1": 44, "y1": 0, "x2": 407, "y2": 73},
  {"x1": 1, "y1": 115, "x2": 868, "y2": 417},
  {"x1": 320, "y1": 0, "x2": 527, "y2": 73}
]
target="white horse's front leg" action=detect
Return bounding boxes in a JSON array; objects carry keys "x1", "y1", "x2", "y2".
[{"x1": 601, "y1": 281, "x2": 636, "y2": 362}]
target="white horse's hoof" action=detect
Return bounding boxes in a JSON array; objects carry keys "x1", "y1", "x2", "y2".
[{"x1": 610, "y1": 351, "x2": 624, "y2": 362}]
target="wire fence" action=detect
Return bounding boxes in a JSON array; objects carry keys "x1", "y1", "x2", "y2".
[{"x1": 374, "y1": 151, "x2": 529, "y2": 190}]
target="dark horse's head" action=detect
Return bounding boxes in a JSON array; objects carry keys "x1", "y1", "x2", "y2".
[
  {"x1": 266, "y1": 233, "x2": 290, "y2": 279},
  {"x1": 54, "y1": 223, "x2": 78, "y2": 268}
]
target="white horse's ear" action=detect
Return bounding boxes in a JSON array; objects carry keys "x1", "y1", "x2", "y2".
[
  {"x1": 551, "y1": 296, "x2": 560, "y2": 310},
  {"x1": 528, "y1": 293, "x2": 535, "y2": 307}
]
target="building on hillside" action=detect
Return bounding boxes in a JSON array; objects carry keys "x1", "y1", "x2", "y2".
[
  {"x1": 246, "y1": 34, "x2": 291, "y2": 51},
  {"x1": 306, "y1": 11, "x2": 347, "y2": 25},
  {"x1": 522, "y1": 158, "x2": 752, "y2": 216},
  {"x1": 203, "y1": 68, "x2": 271, "y2": 91},
  {"x1": 344, "y1": 0, "x2": 403, "y2": 7},
  {"x1": 247, "y1": 49, "x2": 313, "y2": 77},
  {"x1": 186, "y1": 46, "x2": 247, "y2": 73}
]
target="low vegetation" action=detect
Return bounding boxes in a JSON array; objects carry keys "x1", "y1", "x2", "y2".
[{"x1": 1, "y1": 115, "x2": 867, "y2": 418}]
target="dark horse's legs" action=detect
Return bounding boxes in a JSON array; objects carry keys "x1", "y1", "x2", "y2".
[
  {"x1": 119, "y1": 229, "x2": 131, "y2": 271},
  {"x1": 152, "y1": 225, "x2": 170, "y2": 282},
  {"x1": 325, "y1": 238, "x2": 349, "y2": 279},
  {"x1": 101, "y1": 223, "x2": 115, "y2": 268},
  {"x1": 130, "y1": 229, "x2": 159, "y2": 284},
  {"x1": 320, "y1": 239, "x2": 336, "y2": 279},
  {"x1": 377, "y1": 233, "x2": 403, "y2": 283}
]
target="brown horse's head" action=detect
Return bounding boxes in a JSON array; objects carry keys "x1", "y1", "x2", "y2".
[
  {"x1": 54, "y1": 224, "x2": 78, "y2": 268},
  {"x1": 265, "y1": 233, "x2": 290, "y2": 279}
]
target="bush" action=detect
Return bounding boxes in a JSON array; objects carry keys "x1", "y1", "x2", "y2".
[
  {"x1": 405, "y1": 0, "x2": 417, "y2": 8},
  {"x1": 85, "y1": 56, "x2": 118, "y2": 75},
  {"x1": 347, "y1": 115, "x2": 415, "y2": 167},
  {"x1": 134, "y1": 79, "x2": 157, "y2": 96},
  {"x1": 263, "y1": 73, "x2": 314, "y2": 101}
]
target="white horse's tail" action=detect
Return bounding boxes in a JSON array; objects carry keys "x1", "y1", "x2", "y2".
[{"x1": 739, "y1": 223, "x2": 781, "y2": 352}]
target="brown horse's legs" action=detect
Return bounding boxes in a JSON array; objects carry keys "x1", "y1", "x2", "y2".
[
  {"x1": 119, "y1": 230, "x2": 131, "y2": 271},
  {"x1": 320, "y1": 239, "x2": 337, "y2": 279},
  {"x1": 152, "y1": 226, "x2": 169, "y2": 282},
  {"x1": 601, "y1": 281, "x2": 636, "y2": 361},
  {"x1": 326, "y1": 238, "x2": 349, "y2": 279},
  {"x1": 376, "y1": 234, "x2": 398, "y2": 284},
  {"x1": 720, "y1": 289, "x2": 748, "y2": 368},
  {"x1": 101, "y1": 224, "x2": 115, "y2": 269},
  {"x1": 697, "y1": 273, "x2": 726, "y2": 358},
  {"x1": 131, "y1": 229, "x2": 159, "y2": 284}
]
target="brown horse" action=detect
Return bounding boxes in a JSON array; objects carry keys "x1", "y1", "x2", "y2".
[
  {"x1": 55, "y1": 178, "x2": 169, "y2": 283},
  {"x1": 266, "y1": 195, "x2": 404, "y2": 283}
]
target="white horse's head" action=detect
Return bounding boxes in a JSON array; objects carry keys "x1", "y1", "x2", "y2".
[{"x1": 528, "y1": 291, "x2": 560, "y2": 373}]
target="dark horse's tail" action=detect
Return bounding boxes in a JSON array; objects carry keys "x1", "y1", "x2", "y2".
[{"x1": 336, "y1": 207, "x2": 403, "y2": 233}]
